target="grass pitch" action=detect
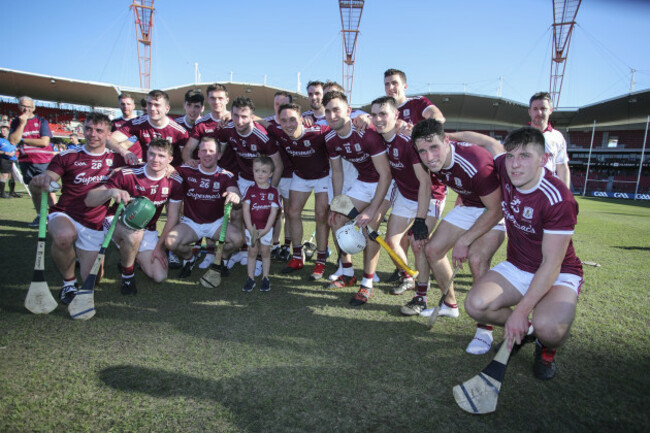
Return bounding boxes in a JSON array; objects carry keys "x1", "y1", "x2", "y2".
[{"x1": 0, "y1": 193, "x2": 648, "y2": 432}]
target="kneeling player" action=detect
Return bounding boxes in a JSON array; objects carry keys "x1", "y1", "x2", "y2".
[
  {"x1": 30, "y1": 113, "x2": 125, "y2": 303},
  {"x1": 85, "y1": 138, "x2": 183, "y2": 295},
  {"x1": 164, "y1": 137, "x2": 243, "y2": 279},
  {"x1": 465, "y1": 127, "x2": 583, "y2": 380}
]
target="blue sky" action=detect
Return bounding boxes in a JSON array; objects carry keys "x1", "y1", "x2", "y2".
[{"x1": 4, "y1": 0, "x2": 650, "y2": 108}]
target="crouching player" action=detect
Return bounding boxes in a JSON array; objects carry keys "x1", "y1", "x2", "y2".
[
  {"x1": 164, "y1": 137, "x2": 243, "y2": 279},
  {"x1": 85, "y1": 138, "x2": 183, "y2": 295},
  {"x1": 29, "y1": 112, "x2": 125, "y2": 304},
  {"x1": 411, "y1": 120, "x2": 505, "y2": 356},
  {"x1": 242, "y1": 156, "x2": 281, "y2": 292},
  {"x1": 465, "y1": 127, "x2": 583, "y2": 380}
]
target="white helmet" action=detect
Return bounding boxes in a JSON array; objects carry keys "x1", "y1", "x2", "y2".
[{"x1": 335, "y1": 221, "x2": 366, "y2": 255}]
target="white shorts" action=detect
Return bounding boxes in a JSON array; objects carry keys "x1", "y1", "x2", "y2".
[
  {"x1": 49, "y1": 212, "x2": 104, "y2": 252},
  {"x1": 238, "y1": 177, "x2": 256, "y2": 197},
  {"x1": 383, "y1": 180, "x2": 397, "y2": 203},
  {"x1": 291, "y1": 173, "x2": 332, "y2": 198},
  {"x1": 277, "y1": 177, "x2": 291, "y2": 200},
  {"x1": 104, "y1": 216, "x2": 159, "y2": 252},
  {"x1": 390, "y1": 190, "x2": 443, "y2": 220},
  {"x1": 443, "y1": 205, "x2": 505, "y2": 231},
  {"x1": 181, "y1": 216, "x2": 224, "y2": 240},
  {"x1": 342, "y1": 159, "x2": 359, "y2": 192},
  {"x1": 343, "y1": 179, "x2": 378, "y2": 204},
  {"x1": 245, "y1": 228, "x2": 273, "y2": 246},
  {"x1": 491, "y1": 261, "x2": 583, "y2": 296}
]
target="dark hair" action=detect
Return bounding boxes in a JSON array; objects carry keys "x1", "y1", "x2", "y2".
[
  {"x1": 118, "y1": 93, "x2": 134, "y2": 102},
  {"x1": 199, "y1": 136, "x2": 218, "y2": 150},
  {"x1": 306, "y1": 80, "x2": 325, "y2": 91},
  {"x1": 206, "y1": 83, "x2": 229, "y2": 97},
  {"x1": 148, "y1": 137, "x2": 174, "y2": 156},
  {"x1": 184, "y1": 89, "x2": 204, "y2": 105},
  {"x1": 384, "y1": 68, "x2": 407, "y2": 83},
  {"x1": 503, "y1": 126, "x2": 546, "y2": 153},
  {"x1": 529, "y1": 91, "x2": 552, "y2": 107},
  {"x1": 253, "y1": 155, "x2": 274, "y2": 172},
  {"x1": 324, "y1": 81, "x2": 344, "y2": 93},
  {"x1": 322, "y1": 90, "x2": 348, "y2": 108},
  {"x1": 147, "y1": 90, "x2": 170, "y2": 104},
  {"x1": 274, "y1": 91, "x2": 293, "y2": 103},
  {"x1": 231, "y1": 96, "x2": 255, "y2": 112},
  {"x1": 411, "y1": 118, "x2": 445, "y2": 144},
  {"x1": 84, "y1": 112, "x2": 112, "y2": 128},
  {"x1": 278, "y1": 103, "x2": 302, "y2": 116},
  {"x1": 370, "y1": 96, "x2": 397, "y2": 110}
]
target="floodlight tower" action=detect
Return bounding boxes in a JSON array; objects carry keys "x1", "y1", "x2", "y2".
[
  {"x1": 339, "y1": 0, "x2": 364, "y2": 103},
  {"x1": 550, "y1": 0, "x2": 581, "y2": 107},
  {"x1": 131, "y1": 0, "x2": 155, "y2": 90}
]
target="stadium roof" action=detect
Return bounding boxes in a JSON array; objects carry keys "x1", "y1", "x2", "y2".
[
  {"x1": 1, "y1": 67, "x2": 648, "y2": 129},
  {"x1": 0, "y1": 68, "x2": 309, "y2": 117}
]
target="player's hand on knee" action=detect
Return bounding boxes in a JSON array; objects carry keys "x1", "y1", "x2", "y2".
[{"x1": 152, "y1": 245, "x2": 168, "y2": 269}]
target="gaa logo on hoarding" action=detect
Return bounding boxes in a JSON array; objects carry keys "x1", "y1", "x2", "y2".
[{"x1": 593, "y1": 192, "x2": 607, "y2": 197}]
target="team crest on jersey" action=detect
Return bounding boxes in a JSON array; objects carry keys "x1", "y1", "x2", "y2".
[
  {"x1": 166, "y1": 137, "x2": 173, "y2": 143},
  {"x1": 162, "y1": 187, "x2": 168, "y2": 195},
  {"x1": 454, "y1": 177, "x2": 462, "y2": 188},
  {"x1": 403, "y1": 109, "x2": 410, "y2": 117},
  {"x1": 106, "y1": 159, "x2": 113, "y2": 166},
  {"x1": 268, "y1": 193, "x2": 274, "y2": 201},
  {"x1": 251, "y1": 144, "x2": 257, "y2": 152},
  {"x1": 304, "y1": 140, "x2": 311, "y2": 147},
  {"x1": 213, "y1": 181, "x2": 220, "y2": 190},
  {"x1": 393, "y1": 148, "x2": 399, "y2": 158},
  {"x1": 523, "y1": 207, "x2": 534, "y2": 219},
  {"x1": 354, "y1": 143, "x2": 362, "y2": 152}
]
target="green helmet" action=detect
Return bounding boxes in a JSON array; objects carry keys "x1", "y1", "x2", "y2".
[{"x1": 121, "y1": 197, "x2": 156, "y2": 230}]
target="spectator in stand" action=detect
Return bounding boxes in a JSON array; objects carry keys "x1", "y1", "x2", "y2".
[
  {"x1": 67, "y1": 133, "x2": 82, "y2": 150},
  {"x1": 8, "y1": 96, "x2": 56, "y2": 226},
  {"x1": 0, "y1": 123, "x2": 19, "y2": 198}
]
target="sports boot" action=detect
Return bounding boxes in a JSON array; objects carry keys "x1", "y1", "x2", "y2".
[
  {"x1": 533, "y1": 341, "x2": 557, "y2": 380},
  {"x1": 400, "y1": 295, "x2": 427, "y2": 316}
]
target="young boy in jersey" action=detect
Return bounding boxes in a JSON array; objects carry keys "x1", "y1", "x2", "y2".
[
  {"x1": 465, "y1": 127, "x2": 583, "y2": 380},
  {"x1": 242, "y1": 156, "x2": 281, "y2": 292}
]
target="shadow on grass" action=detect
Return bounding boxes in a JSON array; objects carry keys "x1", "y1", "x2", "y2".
[{"x1": 614, "y1": 246, "x2": 650, "y2": 251}]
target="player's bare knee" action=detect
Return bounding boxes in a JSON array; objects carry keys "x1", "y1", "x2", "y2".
[
  {"x1": 425, "y1": 240, "x2": 445, "y2": 262},
  {"x1": 52, "y1": 232, "x2": 76, "y2": 250},
  {"x1": 532, "y1": 315, "x2": 569, "y2": 346},
  {"x1": 464, "y1": 290, "x2": 488, "y2": 319},
  {"x1": 164, "y1": 234, "x2": 178, "y2": 252}
]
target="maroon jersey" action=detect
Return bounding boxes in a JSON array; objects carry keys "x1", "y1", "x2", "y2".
[
  {"x1": 118, "y1": 115, "x2": 189, "y2": 167},
  {"x1": 264, "y1": 117, "x2": 294, "y2": 179},
  {"x1": 105, "y1": 164, "x2": 184, "y2": 231},
  {"x1": 216, "y1": 122, "x2": 278, "y2": 182},
  {"x1": 111, "y1": 117, "x2": 130, "y2": 131},
  {"x1": 302, "y1": 110, "x2": 327, "y2": 126},
  {"x1": 175, "y1": 164, "x2": 237, "y2": 224},
  {"x1": 269, "y1": 123, "x2": 330, "y2": 180},
  {"x1": 10, "y1": 115, "x2": 54, "y2": 164},
  {"x1": 175, "y1": 115, "x2": 195, "y2": 131},
  {"x1": 398, "y1": 96, "x2": 435, "y2": 126},
  {"x1": 433, "y1": 141, "x2": 500, "y2": 208},
  {"x1": 189, "y1": 113, "x2": 224, "y2": 141},
  {"x1": 244, "y1": 184, "x2": 281, "y2": 230},
  {"x1": 384, "y1": 133, "x2": 423, "y2": 201},
  {"x1": 325, "y1": 126, "x2": 386, "y2": 183},
  {"x1": 495, "y1": 155, "x2": 582, "y2": 277},
  {"x1": 48, "y1": 148, "x2": 126, "y2": 230}
]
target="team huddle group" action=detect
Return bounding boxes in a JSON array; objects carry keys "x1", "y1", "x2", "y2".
[{"x1": 8, "y1": 69, "x2": 583, "y2": 381}]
